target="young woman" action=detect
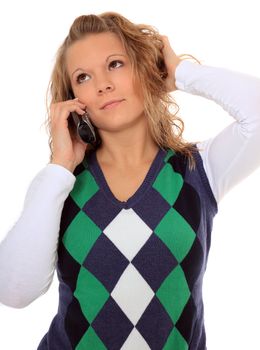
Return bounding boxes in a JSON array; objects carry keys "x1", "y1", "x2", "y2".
[{"x1": 0, "y1": 12, "x2": 259, "y2": 350}]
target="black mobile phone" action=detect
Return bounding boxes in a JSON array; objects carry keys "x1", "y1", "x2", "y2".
[{"x1": 68, "y1": 91, "x2": 97, "y2": 145}]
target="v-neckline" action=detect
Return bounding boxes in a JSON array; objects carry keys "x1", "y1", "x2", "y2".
[{"x1": 87, "y1": 147, "x2": 167, "y2": 209}]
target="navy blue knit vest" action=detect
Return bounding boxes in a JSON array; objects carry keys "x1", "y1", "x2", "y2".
[{"x1": 38, "y1": 146, "x2": 218, "y2": 350}]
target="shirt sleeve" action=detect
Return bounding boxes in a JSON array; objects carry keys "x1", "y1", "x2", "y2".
[
  {"x1": 175, "y1": 60, "x2": 260, "y2": 202},
  {"x1": 0, "y1": 164, "x2": 76, "y2": 308}
]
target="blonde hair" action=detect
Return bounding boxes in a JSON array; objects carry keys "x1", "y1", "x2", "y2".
[{"x1": 45, "y1": 12, "x2": 201, "y2": 168}]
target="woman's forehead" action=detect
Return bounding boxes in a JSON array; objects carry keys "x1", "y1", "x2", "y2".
[
  {"x1": 66, "y1": 32, "x2": 128, "y2": 72},
  {"x1": 68, "y1": 32, "x2": 126, "y2": 57}
]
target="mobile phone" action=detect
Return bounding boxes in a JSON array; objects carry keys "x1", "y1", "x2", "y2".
[{"x1": 68, "y1": 91, "x2": 97, "y2": 145}]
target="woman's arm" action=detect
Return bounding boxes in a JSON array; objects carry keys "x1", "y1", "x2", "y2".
[
  {"x1": 0, "y1": 164, "x2": 75, "y2": 308},
  {"x1": 175, "y1": 60, "x2": 260, "y2": 202}
]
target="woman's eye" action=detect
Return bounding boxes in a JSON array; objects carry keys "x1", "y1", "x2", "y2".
[
  {"x1": 109, "y1": 60, "x2": 123, "y2": 69},
  {"x1": 76, "y1": 61, "x2": 123, "y2": 84},
  {"x1": 76, "y1": 73, "x2": 90, "y2": 84}
]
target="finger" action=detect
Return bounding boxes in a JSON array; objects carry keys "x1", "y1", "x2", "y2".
[
  {"x1": 159, "y1": 35, "x2": 169, "y2": 47},
  {"x1": 50, "y1": 102, "x2": 86, "y2": 125},
  {"x1": 50, "y1": 99, "x2": 86, "y2": 113},
  {"x1": 67, "y1": 98, "x2": 86, "y2": 108}
]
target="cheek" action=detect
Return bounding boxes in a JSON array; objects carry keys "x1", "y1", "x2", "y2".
[
  {"x1": 132, "y1": 78, "x2": 144, "y2": 102},
  {"x1": 88, "y1": 111, "x2": 101, "y2": 131},
  {"x1": 132, "y1": 87, "x2": 145, "y2": 109},
  {"x1": 72, "y1": 83, "x2": 93, "y2": 102}
]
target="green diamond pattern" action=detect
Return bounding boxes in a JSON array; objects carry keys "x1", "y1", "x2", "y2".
[
  {"x1": 76, "y1": 326, "x2": 107, "y2": 350},
  {"x1": 153, "y1": 163, "x2": 183, "y2": 206},
  {"x1": 163, "y1": 327, "x2": 188, "y2": 350},
  {"x1": 155, "y1": 207, "x2": 196, "y2": 262},
  {"x1": 62, "y1": 211, "x2": 102, "y2": 264},
  {"x1": 70, "y1": 169, "x2": 99, "y2": 208},
  {"x1": 74, "y1": 267, "x2": 109, "y2": 323},
  {"x1": 156, "y1": 265, "x2": 190, "y2": 324}
]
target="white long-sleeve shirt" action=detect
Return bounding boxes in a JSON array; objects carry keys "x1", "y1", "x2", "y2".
[{"x1": 0, "y1": 60, "x2": 260, "y2": 308}]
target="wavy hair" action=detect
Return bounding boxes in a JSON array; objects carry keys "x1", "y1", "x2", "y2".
[{"x1": 45, "y1": 12, "x2": 201, "y2": 168}]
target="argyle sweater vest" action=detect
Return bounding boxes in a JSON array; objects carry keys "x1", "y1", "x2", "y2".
[{"x1": 38, "y1": 147, "x2": 218, "y2": 350}]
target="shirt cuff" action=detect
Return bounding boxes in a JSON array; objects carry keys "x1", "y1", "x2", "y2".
[{"x1": 175, "y1": 60, "x2": 201, "y2": 91}]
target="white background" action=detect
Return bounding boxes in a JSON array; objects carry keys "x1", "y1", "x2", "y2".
[{"x1": 0, "y1": 0, "x2": 259, "y2": 349}]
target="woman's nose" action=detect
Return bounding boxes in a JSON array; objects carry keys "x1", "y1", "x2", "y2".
[
  {"x1": 98, "y1": 84, "x2": 114, "y2": 94},
  {"x1": 97, "y1": 83, "x2": 114, "y2": 94},
  {"x1": 96, "y1": 75, "x2": 115, "y2": 94}
]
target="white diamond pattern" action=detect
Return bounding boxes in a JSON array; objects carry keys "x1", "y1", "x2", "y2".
[
  {"x1": 121, "y1": 327, "x2": 150, "y2": 350},
  {"x1": 111, "y1": 264, "x2": 154, "y2": 325},
  {"x1": 104, "y1": 208, "x2": 152, "y2": 261}
]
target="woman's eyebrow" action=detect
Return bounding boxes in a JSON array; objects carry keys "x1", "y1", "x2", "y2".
[
  {"x1": 71, "y1": 53, "x2": 127, "y2": 78},
  {"x1": 106, "y1": 53, "x2": 126, "y2": 61}
]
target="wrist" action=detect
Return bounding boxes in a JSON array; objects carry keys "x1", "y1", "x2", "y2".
[{"x1": 50, "y1": 159, "x2": 76, "y2": 173}]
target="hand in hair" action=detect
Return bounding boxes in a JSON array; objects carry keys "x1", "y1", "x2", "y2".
[{"x1": 160, "y1": 35, "x2": 182, "y2": 92}]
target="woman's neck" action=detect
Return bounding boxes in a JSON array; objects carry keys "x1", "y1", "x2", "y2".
[{"x1": 96, "y1": 123, "x2": 159, "y2": 169}]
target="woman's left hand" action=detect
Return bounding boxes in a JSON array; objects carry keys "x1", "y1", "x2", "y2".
[{"x1": 160, "y1": 35, "x2": 182, "y2": 92}]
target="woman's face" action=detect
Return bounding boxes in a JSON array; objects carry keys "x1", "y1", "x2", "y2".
[{"x1": 66, "y1": 32, "x2": 145, "y2": 132}]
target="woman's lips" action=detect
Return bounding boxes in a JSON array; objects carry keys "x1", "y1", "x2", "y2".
[
  {"x1": 103, "y1": 101, "x2": 122, "y2": 109},
  {"x1": 101, "y1": 99, "x2": 125, "y2": 110}
]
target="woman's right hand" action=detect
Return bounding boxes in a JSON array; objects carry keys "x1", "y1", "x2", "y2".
[{"x1": 50, "y1": 97, "x2": 89, "y2": 173}]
